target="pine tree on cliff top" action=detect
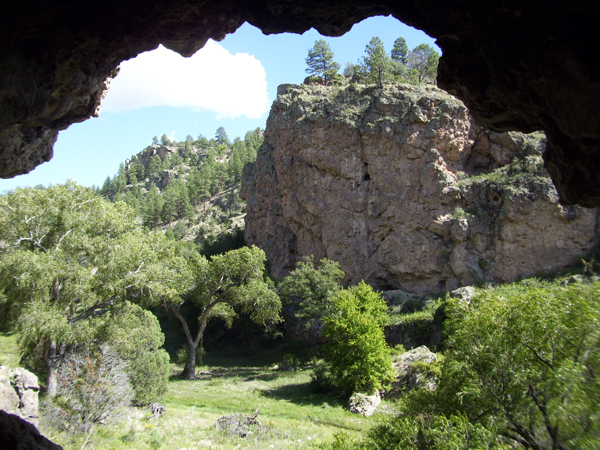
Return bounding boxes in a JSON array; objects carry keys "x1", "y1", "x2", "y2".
[{"x1": 305, "y1": 39, "x2": 340, "y2": 84}]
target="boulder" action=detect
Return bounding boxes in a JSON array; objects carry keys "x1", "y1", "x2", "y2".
[
  {"x1": 449, "y1": 286, "x2": 477, "y2": 306},
  {"x1": 387, "y1": 346, "x2": 438, "y2": 399},
  {"x1": 348, "y1": 391, "x2": 381, "y2": 417},
  {"x1": 0, "y1": 367, "x2": 40, "y2": 426}
]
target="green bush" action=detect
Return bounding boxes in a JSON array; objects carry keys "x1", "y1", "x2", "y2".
[
  {"x1": 414, "y1": 281, "x2": 600, "y2": 449},
  {"x1": 322, "y1": 281, "x2": 394, "y2": 396},
  {"x1": 102, "y1": 302, "x2": 170, "y2": 405},
  {"x1": 278, "y1": 256, "x2": 344, "y2": 329},
  {"x1": 329, "y1": 413, "x2": 500, "y2": 450}
]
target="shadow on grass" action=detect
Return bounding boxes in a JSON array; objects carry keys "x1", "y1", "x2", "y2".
[
  {"x1": 257, "y1": 382, "x2": 346, "y2": 408},
  {"x1": 169, "y1": 356, "x2": 291, "y2": 383}
]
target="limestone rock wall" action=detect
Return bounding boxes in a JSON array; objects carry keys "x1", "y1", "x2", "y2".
[{"x1": 242, "y1": 84, "x2": 599, "y2": 294}]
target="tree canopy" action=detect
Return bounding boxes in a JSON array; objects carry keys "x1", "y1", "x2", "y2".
[
  {"x1": 0, "y1": 182, "x2": 192, "y2": 394},
  {"x1": 305, "y1": 39, "x2": 341, "y2": 84},
  {"x1": 322, "y1": 281, "x2": 394, "y2": 396},
  {"x1": 278, "y1": 256, "x2": 344, "y2": 330},
  {"x1": 166, "y1": 245, "x2": 281, "y2": 379}
]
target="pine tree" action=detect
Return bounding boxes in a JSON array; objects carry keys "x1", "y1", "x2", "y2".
[
  {"x1": 115, "y1": 162, "x2": 127, "y2": 194},
  {"x1": 391, "y1": 37, "x2": 409, "y2": 65},
  {"x1": 215, "y1": 127, "x2": 230, "y2": 146},
  {"x1": 100, "y1": 176, "x2": 113, "y2": 198},
  {"x1": 149, "y1": 154, "x2": 162, "y2": 175},
  {"x1": 361, "y1": 37, "x2": 393, "y2": 87},
  {"x1": 142, "y1": 184, "x2": 164, "y2": 228},
  {"x1": 305, "y1": 39, "x2": 340, "y2": 84}
]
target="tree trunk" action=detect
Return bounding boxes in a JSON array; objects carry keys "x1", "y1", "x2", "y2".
[
  {"x1": 43, "y1": 340, "x2": 58, "y2": 397},
  {"x1": 183, "y1": 342, "x2": 198, "y2": 380},
  {"x1": 170, "y1": 300, "x2": 221, "y2": 380}
]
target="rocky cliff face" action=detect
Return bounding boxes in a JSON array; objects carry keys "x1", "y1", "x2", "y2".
[
  {"x1": 242, "y1": 84, "x2": 599, "y2": 294},
  {"x1": 2, "y1": 2, "x2": 600, "y2": 206}
]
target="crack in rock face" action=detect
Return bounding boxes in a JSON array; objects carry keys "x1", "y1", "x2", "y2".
[
  {"x1": 0, "y1": 1, "x2": 599, "y2": 205},
  {"x1": 242, "y1": 84, "x2": 600, "y2": 292}
]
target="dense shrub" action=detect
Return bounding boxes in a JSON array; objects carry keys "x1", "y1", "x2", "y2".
[
  {"x1": 436, "y1": 282, "x2": 600, "y2": 449},
  {"x1": 103, "y1": 302, "x2": 170, "y2": 405},
  {"x1": 329, "y1": 413, "x2": 500, "y2": 450},
  {"x1": 322, "y1": 281, "x2": 394, "y2": 396},
  {"x1": 278, "y1": 256, "x2": 344, "y2": 330},
  {"x1": 44, "y1": 345, "x2": 132, "y2": 433}
]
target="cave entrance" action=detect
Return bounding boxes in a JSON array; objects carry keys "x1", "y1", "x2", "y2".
[{"x1": 0, "y1": 16, "x2": 440, "y2": 193}]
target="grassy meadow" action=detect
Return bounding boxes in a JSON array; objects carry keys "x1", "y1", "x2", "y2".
[{"x1": 0, "y1": 342, "x2": 385, "y2": 450}]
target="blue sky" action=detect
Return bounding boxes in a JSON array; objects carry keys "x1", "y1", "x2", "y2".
[{"x1": 0, "y1": 16, "x2": 439, "y2": 192}]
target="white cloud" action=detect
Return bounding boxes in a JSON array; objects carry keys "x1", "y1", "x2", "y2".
[{"x1": 101, "y1": 41, "x2": 270, "y2": 119}]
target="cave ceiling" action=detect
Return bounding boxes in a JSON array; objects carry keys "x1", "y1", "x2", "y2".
[{"x1": 1, "y1": 1, "x2": 599, "y2": 206}]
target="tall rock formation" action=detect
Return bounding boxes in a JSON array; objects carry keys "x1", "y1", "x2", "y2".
[{"x1": 242, "y1": 84, "x2": 599, "y2": 294}]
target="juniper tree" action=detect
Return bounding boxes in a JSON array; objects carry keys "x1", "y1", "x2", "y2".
[{"x1": 0, "y1": 183, "x2": 192, "y2": 395}]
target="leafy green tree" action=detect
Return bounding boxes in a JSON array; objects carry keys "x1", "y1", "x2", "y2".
[
  {"x1": 0, "y1": 183, "x2": 192, "y2": 395},
  {"x1": 160, "y1": 134, "x2": 170, "y2": 146},
  {"x1": 322, "y1": 281, "x2": 394, "y2": 396},
  {"x1": 167, "y1": 246, "x2": 281, "y2": 379},
  {"x1": 429, "y1": 282, "x2": 600, "y2": 449},
  {"x1": 305, "y1": 39, "x2": 340, "y2": 84},
  {"x1": 361, "y1": 37, "x2": 393, "y2": 86},
  {"x1": 215, "y1": 127, "x2": 230, "y2": 146},
  {"x1": 407, "y1": 43, "x2": 440, "y2": 84},
  {"x1": 103, "y1": 302, "x2": 170, "y2": 405},
  {"x1": 279, "y1": 256, "x2": 344, "y2": 329}
]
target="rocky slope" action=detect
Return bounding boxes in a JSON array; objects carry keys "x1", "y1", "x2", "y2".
[{"x1": 242, "y1": 84, "x2": 599, "y2": 294}]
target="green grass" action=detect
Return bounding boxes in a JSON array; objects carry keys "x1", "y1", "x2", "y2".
[
  {"x1": 0, "y1": 331, "x2": 20, "y2": 368},
  {"x1": 38, "y1": 356, "x2": 385, "y2": 450},
  {"x1": 388, "y1": 299, "x2": 442, "y2": 326}
]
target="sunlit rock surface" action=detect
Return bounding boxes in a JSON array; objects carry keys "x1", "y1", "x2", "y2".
[{"x1": 243, "y1": 84, "x2": 600, "y2": 293}]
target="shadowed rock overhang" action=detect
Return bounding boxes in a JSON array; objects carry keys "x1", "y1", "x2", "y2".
[{"x1": 1, "y1": 1, "x2": 599, "y2": 206}]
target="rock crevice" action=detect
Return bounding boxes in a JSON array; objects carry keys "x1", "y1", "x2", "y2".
[{"x1": 243, "y1": 84, "x2": 599, "y2": 293}]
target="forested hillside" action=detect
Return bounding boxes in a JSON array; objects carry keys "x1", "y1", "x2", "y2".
[{"x1": 97, "y1": 127, "x2": 263, "y2": 254}]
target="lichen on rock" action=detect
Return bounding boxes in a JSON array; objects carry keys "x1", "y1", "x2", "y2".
[{"x1": 243, "y1": 83, "x2": 600, "y2": 294}]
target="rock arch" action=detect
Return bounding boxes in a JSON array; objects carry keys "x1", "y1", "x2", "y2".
[{"x1": 0, "y1": 1, "x2": 599, "y2": 206}]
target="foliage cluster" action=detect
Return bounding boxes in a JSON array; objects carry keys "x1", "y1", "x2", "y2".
[
  {"x1": 168, "y1": 245, "x2": 281, "y2": 379},
  {"x1": 99, "y1": 127, "x2": 263, "y2": 231},
  {"x1": 305, "y1": 36, "x2": 440, "y2": 88},
  {"x1": 0, "y1": 183, "x2": 185, "y2": 403},
  {"x1": 322, "y1": 282, "x2": 394, "y2": 396},
  {"x1": 278, "y1": 256, "x2": 344, "y2": 329},
  {"x1": 331, "y1": 279, "x2": 600, "y2": 450}
]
